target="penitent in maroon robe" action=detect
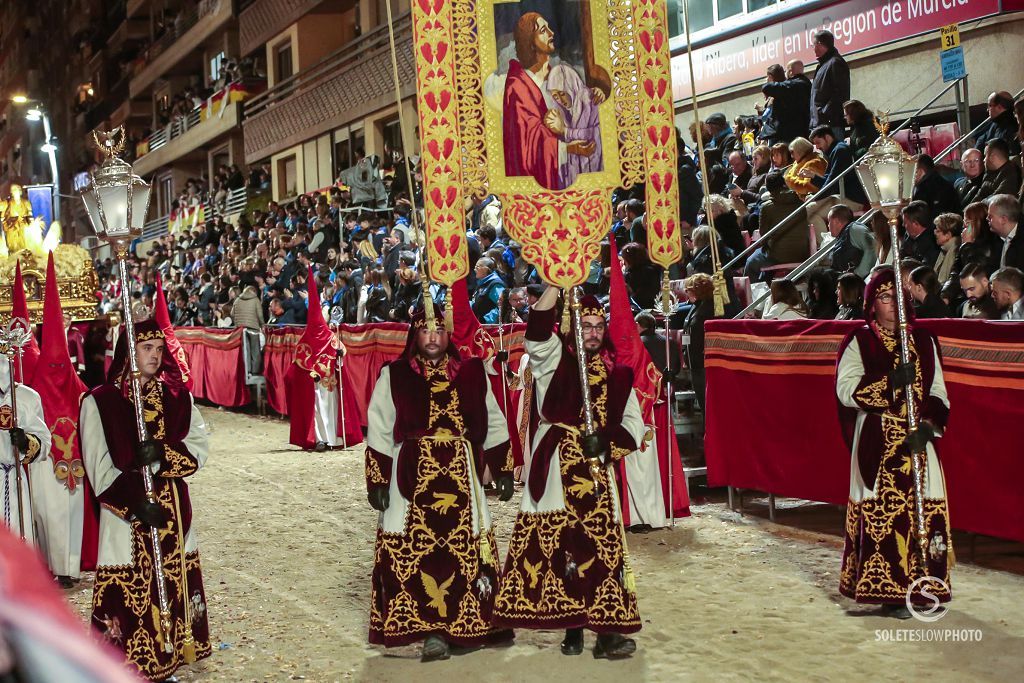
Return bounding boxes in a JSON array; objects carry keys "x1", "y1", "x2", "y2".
[{"x1": 503, "y1": 59, "x2": 562, "y2": 190}]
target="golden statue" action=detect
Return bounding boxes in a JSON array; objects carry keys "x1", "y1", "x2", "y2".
[{"x1": 0, "y1": 183, "x2": 62, "y2": 259}]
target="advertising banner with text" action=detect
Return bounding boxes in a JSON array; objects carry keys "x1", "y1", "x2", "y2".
[{"x1": 671, "y1": 0, "x2": 1002, "y2": 101}]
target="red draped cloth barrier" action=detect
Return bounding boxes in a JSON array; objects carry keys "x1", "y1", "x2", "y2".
[
  {"x1": 704, "y1": 319, "x2": 1024, "y2": 544},
  {"x1": 175, "y1": 327, "x2": 251, "y2": 407},
  {"x1": 262, "y1": 323, "x2": 528, "y2": 424}
]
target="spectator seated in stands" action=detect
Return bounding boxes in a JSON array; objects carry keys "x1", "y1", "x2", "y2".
[
  {"x1": 932, "y1": 213, "x2": 962, "y2": 284},
  {"x1": 702, "y1": 194, "x2": 745, "y2": 257},
  {"x1": 682, "y1": 272, "x2": 716, "y2": 410},
  {"x1": 958, "y1": 262, "x2": 1000, "y2": 319},
  {"x1": 268, "y1": 297, "x2": 296, "y2": 325},
  {"x1": 965, "y1": 139, "x2": 1023, "y2": 206},
  {"x1": 913, "y1": 154, "x2": 960, "y2": 220},
  {"x1": 834, "y1": 272, "x2": 864, "y2": 320},
  {"x1": 844, "y1": 99, "x2": 877, "y2": 159},
  {"x1": 742, "y1": 171, "x2": 808, "y2": 280},
  {"x1": 826, "y1": 204, "x2": 875, "y2": 279},
  {"x1": 955, "y1": 148, "x2": 984, "y2": 209},
  {"x1": 805, "y1": 268, "x2": 838, "y2": 319},
  {"x1": 974, "y1": 91, "x2": 1021, "y2": 156},
  {"x1": 783, "y1": 136, "x2": 827, "y2": 202},
  {"x1": 991, "y1": 266, "x2": 1024, "y2": 320},
  {"x1": 899, "y1": 200, "x2": 941, "y2": 267},
  {"x1": 986, "y1": 193, "x2": 1024, "y2": 270},
  {"x1": 909, "y1": 266, "x2": 952, "y2": 319},
  {"x1": 764, "y1": 279, "x2": 808, "y2": 320},
  {"x1": 956, "y1": 201, "x2": 1002, "y2": 278},
  {"x1": 802, "y1": 125, "x2": 868, "y2": 234},
  {"x1": 616, "y1": 244, "x2": 659, "y2": 311},
  {"x1": 635, "y1": 311, "x2": 681, "y2": 382},
  {"x1": 472, "y1": 256, "x2": 506, "y2": 323}
]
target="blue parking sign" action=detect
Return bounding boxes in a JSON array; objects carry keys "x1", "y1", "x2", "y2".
[{"x1": 940, "y1": 46, "x2": 966, "y2": 82}]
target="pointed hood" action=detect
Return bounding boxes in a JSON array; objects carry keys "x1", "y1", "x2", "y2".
[
  {"x1": 608, "y1": 244, "x2": 660, "y2": 423},
  {"x1": 10, "y1": 260, "x2": 40, "y2": 384},
  {"x1": 293, "y1": 265, "x2": 336, "y2": 380},
  {"x1": 154, "y1": 273, "x2": 193, "y2": 389},
  {"x1": 32, "y1": 253, "x2": 88, "y2": 491},
  {"x1": 449, "y1": 278, "x2": 495, "y2": 360}
]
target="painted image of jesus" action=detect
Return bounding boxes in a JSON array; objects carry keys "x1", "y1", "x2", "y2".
[{"x1": 502, "y1": 12, "x2": 606, "y2": 191}]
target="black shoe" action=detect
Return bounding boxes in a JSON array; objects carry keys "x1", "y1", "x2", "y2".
[
  {"x1": 880, "y1": 604, "x2": 914, "y2": 620},
  {"x1": 56, "y1": 575, "x2": 75, "y2": 589},
  {"x1": 594, "y1": 633, "x2": 636, "y2": 659},
  {"x1": 313, "y1": 441, "x2": 328, "y2": 452},
  {"x1": 560, "y1": 628, "x2": 584, "y2": 656},
  {"x1": 421, "y1": 635, "x2": 450, "y2": 662}
]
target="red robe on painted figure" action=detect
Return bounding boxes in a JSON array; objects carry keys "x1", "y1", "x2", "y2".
[
  {"x1": 608, "y1": 248, "x2": 689, "y2": 527},
  {"x1": 287, "y1": 266, "x2": 363, "y2": 450},
  {"x1": 503, "y1": 59, "x2": 561, "y2": 190}
]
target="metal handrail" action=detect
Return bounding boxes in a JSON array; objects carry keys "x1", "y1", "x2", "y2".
[
  {"x1": 734, "y1": 206, "x2": 882, "y2": 318},
  {"x1": 720, "y1": 77, "x2": 965, "y2": 274},
  {"x1": 932, "y1": 86, "x2": 1024, "y2": 163},
  {"x1": 244, "y1": 12, "x2": 412, "y2": 119}
]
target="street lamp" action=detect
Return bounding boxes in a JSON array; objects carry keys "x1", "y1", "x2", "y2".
[
  {"x1": 79, "y1": 126, "x2": 174, "y2": 652},
  {"x1": 10, "y1": 96, "x2": 60, "y2": 224},
  {"x1": 854, "y1": 115, "x2": 929, "y2": 573}
]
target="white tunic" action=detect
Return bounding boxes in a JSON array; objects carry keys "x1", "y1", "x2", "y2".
[
  {"x1": 623, "y1": 434, "x2": 668, "y2": 529},
  {"x1": 519, "y1": 331, "x2": 646, "y2": 519},
  {"x1": 80, "y1": 393, "x2": 209, "y2": 567},
  {"x1": 30, "y1": 442, "x2": 85, "y2": 577},
  {"x1": 366, "y1": 364, "x2": 509, "y2": 535},
  {"x1": 835, "y1": 335, "x2": 949, "y2": 503},
  {"x1": 0, "y1": 382, "x2": 50, "y2": 544}
]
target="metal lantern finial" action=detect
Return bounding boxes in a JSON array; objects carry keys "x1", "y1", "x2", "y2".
[
  {"x1": 855, "y1": 113, "x2": 917, "y2": 220},
  {"x1": 81, "y1": 127, "x2": 152, "y2": 249}
]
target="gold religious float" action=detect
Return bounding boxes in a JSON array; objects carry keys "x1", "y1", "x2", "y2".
[{"x1": 0, "y1": 185, "x2": 97, "y2": 323}]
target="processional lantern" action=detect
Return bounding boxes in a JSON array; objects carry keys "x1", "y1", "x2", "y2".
[
  {"x1": 854, "y1": 117, "x2": 917, "y2": 221},
  {"x1": 81, "y1": 127, "x2": 152, "y2": 251}
]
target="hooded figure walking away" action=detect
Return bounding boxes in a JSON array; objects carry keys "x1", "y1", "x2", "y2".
[
  {"x1": 492, "y1": 287, "x2": 645, "y2": 658},
  {"x1": 364, "y1": 304, "x2": 514, "y2": 661},
  {"x1": 835, "y1": 267, "x2": 952, "y2": 619}
]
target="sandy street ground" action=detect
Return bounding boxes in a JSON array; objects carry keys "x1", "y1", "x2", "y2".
[{"x1": 67, "y1": 407, "x2": 1024, "y2": 682}]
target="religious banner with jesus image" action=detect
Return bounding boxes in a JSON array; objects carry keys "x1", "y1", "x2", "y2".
[{"x1": 412, "y1": 0, "x2": 680, "y2": 289}]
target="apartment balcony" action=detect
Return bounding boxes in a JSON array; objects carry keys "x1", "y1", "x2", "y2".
[
  {"x1": 129, "y1": 0, "x2": 234, "y2": 97},
  {"x1": 133, "y1": 97, "x2": 242, "y2": 177},
  {"x1": 242, "y1": 12, "x2": 414, "y2": 164},
  {"x1": 239, "y1": 0, "x2": 326, "y2": 57}
]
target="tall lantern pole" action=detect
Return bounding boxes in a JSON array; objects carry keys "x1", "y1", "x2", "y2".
[
  {"x1": 80, "y1": 126, "x2": 174, "y2": 653},
  {"x1": 854, "y1": 115, "x2": 928, "y2": 573}
]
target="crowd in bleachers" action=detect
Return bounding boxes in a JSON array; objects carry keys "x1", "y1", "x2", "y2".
[{"x1": 94, "y1": 30, "x2": 1024, "y2": 357}]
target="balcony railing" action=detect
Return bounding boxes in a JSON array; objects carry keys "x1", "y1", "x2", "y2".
[
  {"x1": 244, "y1": 12, "x2": 411, "y2": 118},
  {"x1": 142, "y1": 187, "x2": 250, "y2": 242},
  {"x1": 242, "y1": 12, "x2": 413, "y2": 161},
  {"x1": 130, "y1": 0, "x2": 229, "y2": 81}
]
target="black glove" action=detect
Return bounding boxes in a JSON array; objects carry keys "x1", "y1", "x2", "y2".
[
  {"x1": 662, "y1": 367, "x2": 679, "y2": 384},
  {"x1": 905, "y1": 422, "x2": 936, "y2": 452},
  {"x1": 581, "y1": 432, "x2": 608, "y2": 461},
  {"x1": 888, "y1": 362, "x2": 916, "y2": 389},
  {"x1": 495, "y1": 476, "x2": 514, "y2": 502},
  {"x1": 368, "y1": 485, "x2": 390, "y2": 512},
  {"x1": 133, "y1": 500, "x2": 168, "y2": 529},
  {"x1": 495, "y1": 350, "x2": 510, "y2": 364},
  {"x1": 9, "y1": 427, "x2": 30, "y2": 452},
  {"x1": 134, "y1": 440, "x2": 161, "y2": 468}
]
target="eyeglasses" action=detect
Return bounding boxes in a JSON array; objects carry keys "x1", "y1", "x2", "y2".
[
  {"x1": 877, "y1": 293, "x2": 895, "y2": 304},
  {"x1": 581, "y1": 323, "x2": 606, "y2": 333}
]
